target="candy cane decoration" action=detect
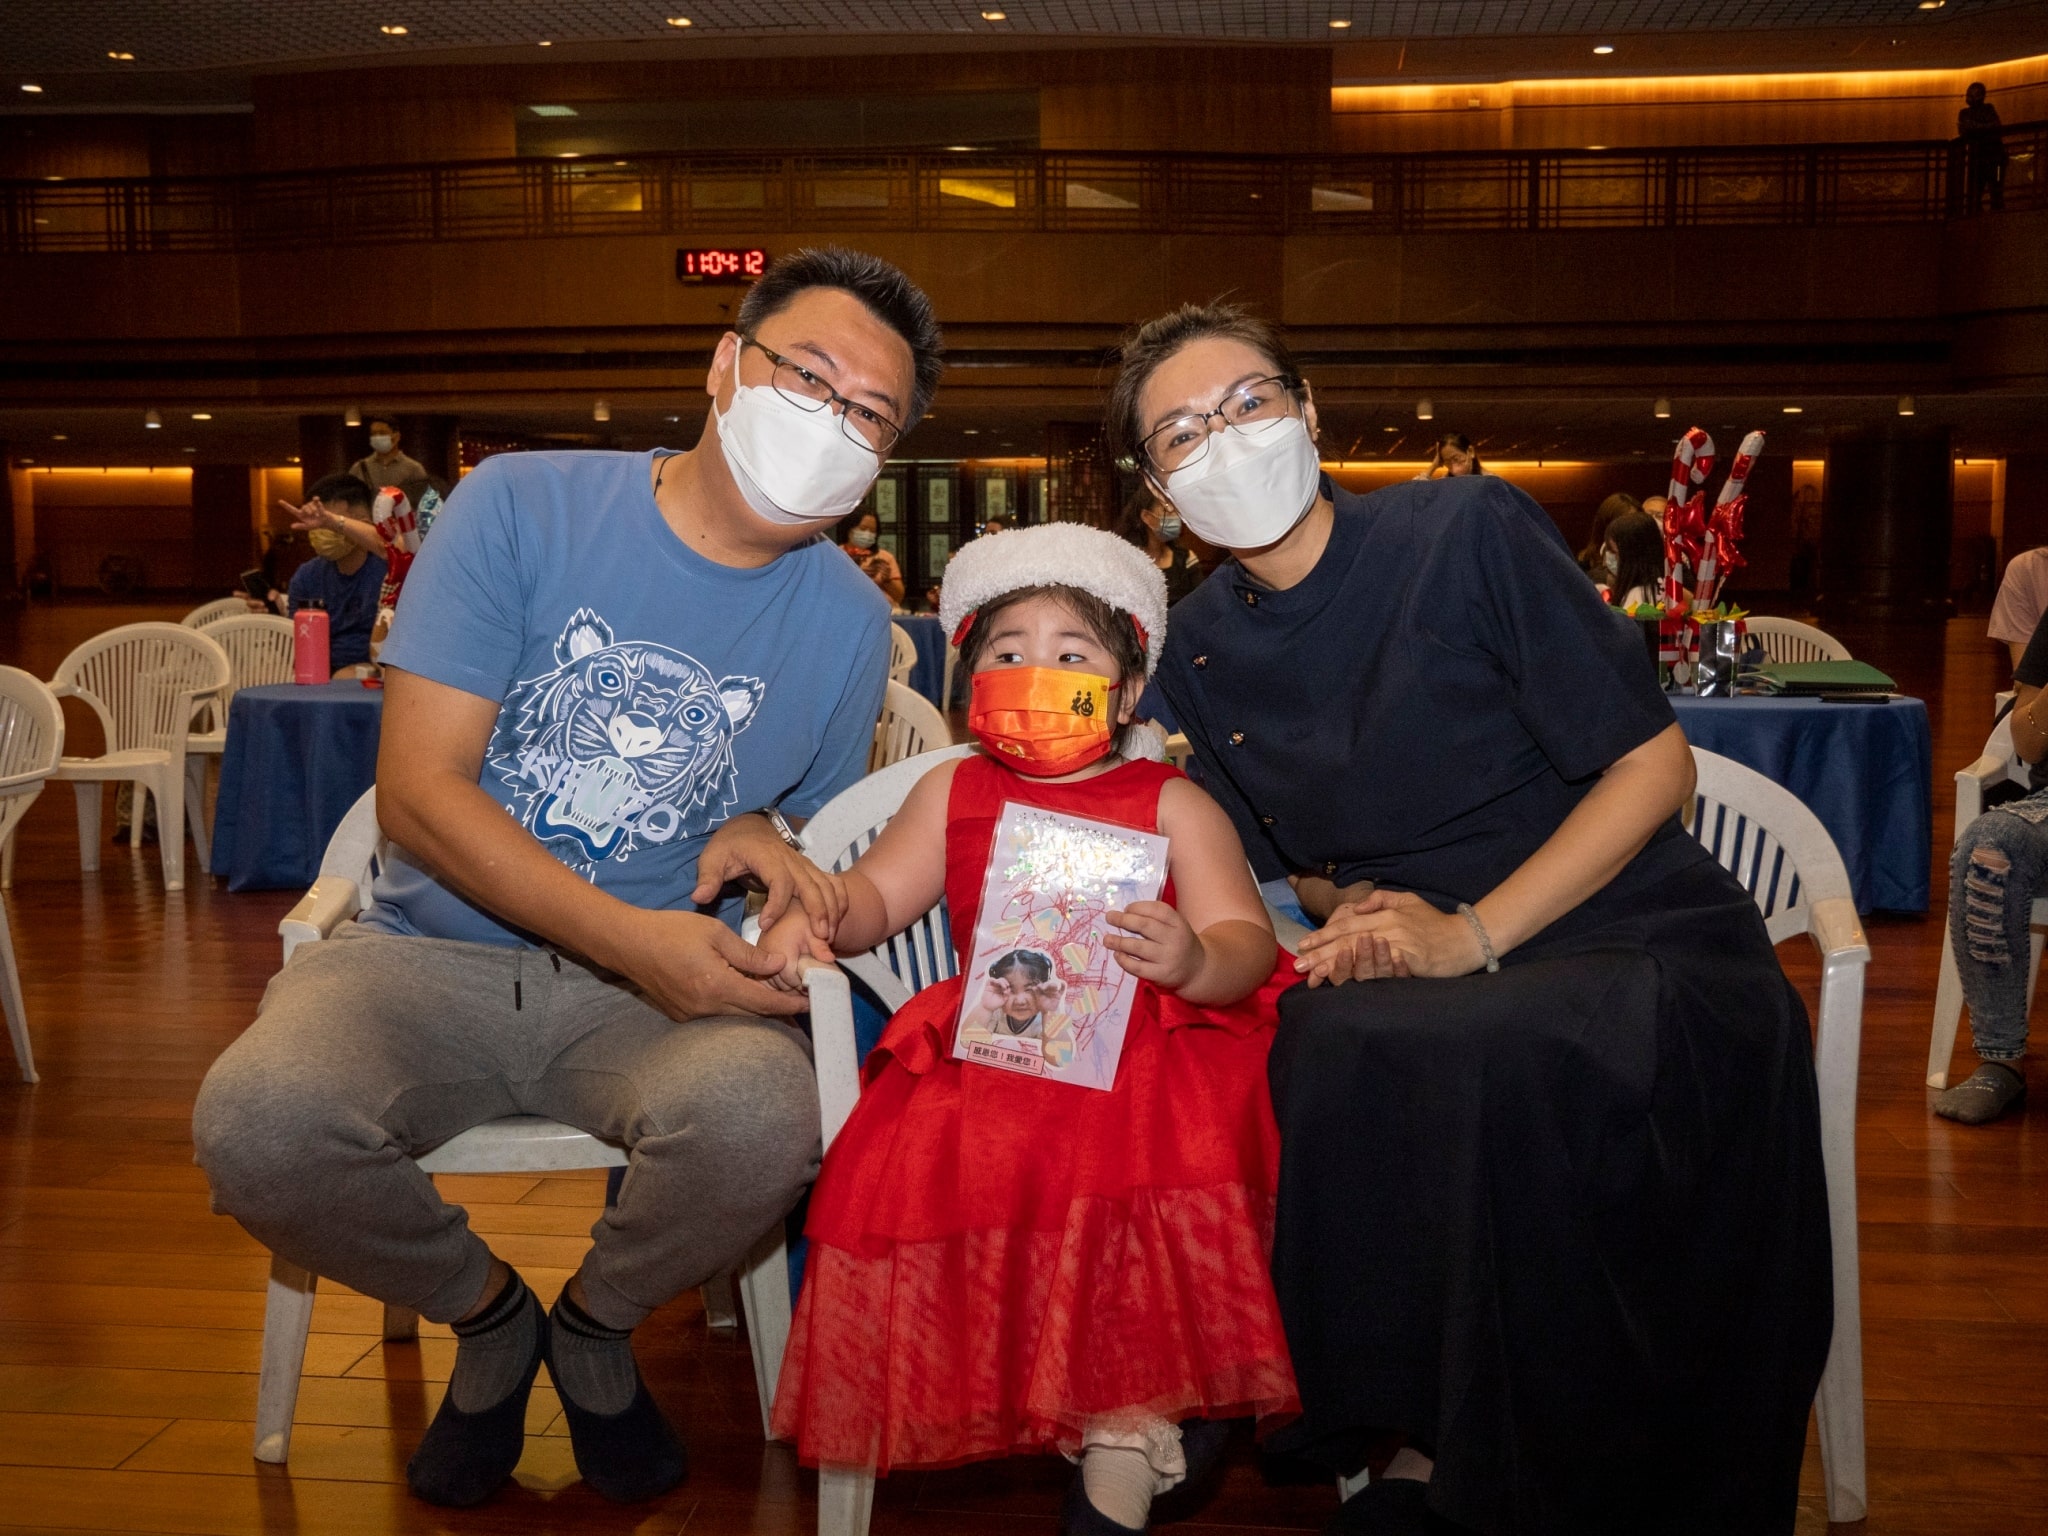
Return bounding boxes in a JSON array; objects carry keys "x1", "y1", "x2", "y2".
[
  {"x1": 1664, "y1": 428, "x2": 1715, "y2": 608},
  {"x1": 1693, "y1": 430, "x2": 1765, "y2": 613}
]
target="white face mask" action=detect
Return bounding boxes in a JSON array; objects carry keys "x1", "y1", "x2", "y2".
[
  {"x1": 368, "y1": 434, "x2": 393, "y2": 454},
  {"x1": 1155, "y1": 512, "x2": 1182, "y2": 542},
  {"x1": 1161, "y1": 414, "x2": 1321, "y2": 550},
  {"x1": 1601, "y1": 551, "x2": 1619, "y2": 578},
  {"x1": 715, "y1": 383, "x2": 881, "y2": 527},
  {"x1": 849, "y1": 527, "x2": 877, "y2": 549}
]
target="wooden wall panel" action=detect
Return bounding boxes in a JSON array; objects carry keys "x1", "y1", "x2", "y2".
[
  {"x1": 1332, "y1": 53, "x2": 2048, "y2": 154},
  {"x1": 250, "y1": 74, "x2": 515, "y2": 171},
  {"x1": 0, "y1": 115, "x2": 253, "y2": 180}
]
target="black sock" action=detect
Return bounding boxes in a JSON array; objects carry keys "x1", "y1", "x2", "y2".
[
  {"x1": 548, "y1": 1288, "x2": 640, "y2": 1415},
  {"x1": 446, "y1": 1271, "x2": 541, "y2": 1413}
]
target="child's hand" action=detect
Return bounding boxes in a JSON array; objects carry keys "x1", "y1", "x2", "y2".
[
  {"x1": 1104, "y1": 901, "x2": 1204, "y2": 991},
  {"x1": 756, "y1": 909, "x2": 833, "y2": 992}
]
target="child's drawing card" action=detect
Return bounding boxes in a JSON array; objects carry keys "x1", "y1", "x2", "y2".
[{"x1": 953, "y1": 803, "x2": 1169, "y2": 1092}]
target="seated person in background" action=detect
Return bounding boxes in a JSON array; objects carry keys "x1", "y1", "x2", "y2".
[
  {"x1": 1596, "y1": 509, "x2": 1670, "y2": 609},
  {"x1": 1118, "y1": 486, "x2": 1207, "y2": 607},
  {"x1": 980, "y1": 514, "x2": 1014, "y2": 538},
  {"x1": 1989, "y1": 544, "x2": 2048, "y2": 668},
  {"x1": 1577, "y1": 491, "x2": 1639, "y2": 576},
  {"x1": 838, "y1": 509, "x2": 905, "y2": 606},
  {"x1": 285, "y1": 473, "x2": 388, "y2": 674},
  {"x1": 1413, "y1": 431, "x2": 1483, "y2": 480},
  {"x1": 1936, "y1": 602, "x2": 2048, "y2": 1126}
]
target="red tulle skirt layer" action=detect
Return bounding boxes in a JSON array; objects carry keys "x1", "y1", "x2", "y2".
[{"x1": 771, "y1": 965, "x2": 1301, "y2": 1473}]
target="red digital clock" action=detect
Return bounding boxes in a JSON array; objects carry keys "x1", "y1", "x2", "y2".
[{"x1": 676, "y1": 247, "x2": 768, "y2": 283}]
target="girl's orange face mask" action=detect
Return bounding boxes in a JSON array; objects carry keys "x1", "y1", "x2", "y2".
[{"x1": 969, "y1": 667, "x2": 1118, "y2": 777}]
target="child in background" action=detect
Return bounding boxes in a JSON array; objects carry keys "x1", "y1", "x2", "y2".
[{"x1": 760, "y1": 523, "x2": 1300, "y2": 1535}]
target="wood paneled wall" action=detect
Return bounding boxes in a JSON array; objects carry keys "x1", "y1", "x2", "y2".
[
  {"x1": 0, "y1": 114, "x2": 250, "y2": 180},
  {"x1": 1333, "y1": 52, "x2": 2048, "y2": 153}
]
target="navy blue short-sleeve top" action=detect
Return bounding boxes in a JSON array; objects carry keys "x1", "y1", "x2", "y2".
[{"x1": 1153, "y1": 475, "x2": 1686, "y2": 909}]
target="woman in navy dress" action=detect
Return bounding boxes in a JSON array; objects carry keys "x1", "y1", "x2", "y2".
[{"x1": 1108, "y1": 304, "x2": 1834, "y2": 1536}]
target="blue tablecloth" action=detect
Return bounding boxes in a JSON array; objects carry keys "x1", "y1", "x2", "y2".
[
  {"x1": 210, "y1": 682, "x2": 384, "y2": 892},
  {"x1": 1670, "y1": 693, "x2": 1932, "y2": 914},
  {"x1": 892, "y1": 614, "x2": 948, "y2": 708}
]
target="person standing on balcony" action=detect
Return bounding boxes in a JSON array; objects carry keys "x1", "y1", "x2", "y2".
[
  {"x1": 1959, "y1": 82, "x2": 2006, "y2": 214},
  {"x1": 194, "y1": 248, "x2": 944, "y2": 1512},
  {"x1": 350, "y1": 417, "x2": 430, "y2": 490}
]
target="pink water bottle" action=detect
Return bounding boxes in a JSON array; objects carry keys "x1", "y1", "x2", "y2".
[{"x1": 293, "y1": 601, "x2": 330, "y2": 684}]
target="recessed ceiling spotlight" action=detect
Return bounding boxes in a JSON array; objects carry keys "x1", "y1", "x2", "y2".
[
  {"x1": 1653, "y1": 397, "x2": 1671, "y2": 419},
  {"x1": 1416, "y1": 399, "x2": 1434, "y2": 421},
  {"x1": 537, "y1": 39, "x2": 552, "y2": 46},
  {"x1": 1593, "y1": 44, "x2": 1615, "y2": 54},
  {"x1": 1917, "y1": 1, "x2": 1944, "y2": 9},
  {"x1": 379, "y1": 24, "x2": 409, "y2": 36},
  {"x1": 529, "y1": 104, "x2": 578, "y2": 117},
  {"x1": 1329, "y1": 18, "x2": 1353, "y2": 28},
  {"x1": 1383, "y1": 425, "x2": 1398, "y2": 433},
  {"x1": 181, "y1": 446, "x2": 197, "y2": 453},
  {"x1": 191, "y1": 412, "x2": 212, "y2": 421},
  {"x1": 963, "y1": 428, "x2": 981, "y2": 435},
  {"x1": 664, "y1": 414, "x2": 681, "y2": 423},
  {"x1": 558, "y1": 151, "x2": 578, "y2": 159},
  {"x1": 981, "y1": 9, "x2": 1007, "y2": 19},
  {"x1": 1782, "y1": 405, "x2": 1803, "y2": 414},
  {"x1": 666, "y1": 15, "x2": 693, "y2": 25},
  {"x1": 945, "y1": 144, "x2": 977, "y2": 152},
  {"x1": 20, "y1": 84, "x2": 42, "y2": 93},
  {"x1": 107, "y1": 50, "x2": 135, "y2": 61},
  {"x1": 51, "y1": 433, "x2": 66, "y2": 441},
  {"x1": 144, "y1": 409, "x2": 161, "y2": 429},
  {"x1": 1899, "y1": 395, "x2": 1917, "y2": 416}
]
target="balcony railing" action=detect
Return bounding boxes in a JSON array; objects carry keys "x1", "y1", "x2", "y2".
[{"x1": 1, "y1": 124, "x2": 2039, "y2": 255}]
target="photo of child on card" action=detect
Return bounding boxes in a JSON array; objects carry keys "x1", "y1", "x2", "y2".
[{"x1": 952, "y1": 803, "x2": 1168, "y2": 1091}]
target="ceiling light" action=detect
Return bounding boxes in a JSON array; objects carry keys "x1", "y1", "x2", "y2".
[
  {"x1": 593, "y1": 399, "x2": 611, "y2": 422},
  {"x1": 1917, "y1": 1, "x2": 1944, "y2": 8},
  {"x1": 666, "y1": 15, "x2": 693, "y2": 25},
  {"x1": 1653, "y1": 397, "x2": 1671, "y2": 419},
  {"x1": 1383, "y1": 425, "x2": 1398, "y2": 433},
  {"x1": 51, "y1": 433, "x2": 66, "y2": 441},
  {"x1": 1593, "y1": 44, "x2": 1615, "y2": 54},
  {"x1": 665, "y1": 414, "x2": 681, "y2": 423},
  {"x1": 529, "y1": 104, "x2": 578, "y2": 116},
  {"x1": 344, "y1": 405, "x2": 361, "y2": 427},
  {"x1": 20, "y1": 84, "x2": 42, "y2": 93},
  {"x1": 191, "y1": 412, "x2": 212, "y2": 421},
  {"x1": 980, "y1": 9, "x2": 1007, "y2": 19},
  {"x1": 181, "y1": 446, "x2": 197, "y2": 453},
  {"x1": 963, "y1": 429, "x2": 981, "y2": 436},
  {"x1": 1416, "y1": 399, "x2": 1434, "y2": 421},
  {"x1": 289, "y1": 456, "x2": 301, "y2": 464},
  {"x1": 107, "y1": 50, "x2": 134, "y2": 61},
  {"x1": 144, "y1": 409, "x2": 161, "y2": 429},
  {"x1": 558, "y1": 152, "x2": 578, "y2": 158},
  {"x1": 379, "y1": 24, "x2": 408, "y2": 36},
  {"x1": 1329, "y1": 18, "x2": 1353, "y2": 28},
  {"x1": 1898, "y1": 396, "x2": 1917, "y2": 416},
  {"x1": 1782, "y1": 405, "x2": 1803, "y2": 414},
  {"x1": 537, "y1": 39, "x2": 552, "y2": 47}
]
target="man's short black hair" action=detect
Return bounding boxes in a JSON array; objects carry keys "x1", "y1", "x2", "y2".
[
  {"x1": 367, "y1": 417, "x2": 396, "y2": 432},
  {"x1": 734, "y1": 246, "x2": 944, "y2": 430},
  {"x1": 307, "y1": 472, "x2": 375, "y2": 510}
]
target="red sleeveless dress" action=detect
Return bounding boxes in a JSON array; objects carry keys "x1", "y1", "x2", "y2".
[{"x1": 771, "y1": 754, "x2": 1301, "y2": 1472}]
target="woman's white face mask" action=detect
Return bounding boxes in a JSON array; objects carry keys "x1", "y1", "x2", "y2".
[
  {"x1": 715, "y1": 381, "x2": 882, "y2": 527},
  {"x1": 1159, "y1": 414, "x2": 1321, "y2": 551}
]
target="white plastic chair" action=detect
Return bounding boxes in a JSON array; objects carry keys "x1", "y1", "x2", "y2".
[
  {"x1": 46, "y1": 623, "x2": 230, "y2": 894},
  {"x1": 181, "y1": 596, "x2": 250, "y2": 630},
  {"x1": 1744, "y1": 616, "x2": 1851, "y2": 664},
  {"x1": 887, "y1": 624, "x2": 917, "y2": 686},
  {"x1": 1684, "y1": 747, "x2": 1868, "y2": 1525},
  {"x1": 1926, "y1": 715, "x2": 2045, "y2": 1089},
  {"x1": 254, "y1": 787, "x2": 846, "y2": 1464},
  {"x1": 870, "y1": 679, "x2": 951, "y2": 770},
  {"x1": 184, "y1": 614, "x2": 297, "y2": 867},
  {"x1": 0, "y1": 668, "x2": 64, "y2": 1083}
]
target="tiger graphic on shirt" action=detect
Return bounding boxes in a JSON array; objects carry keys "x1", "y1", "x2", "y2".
[{"x1": 489, "y1": 608, "x2": 763, "y2": 870}]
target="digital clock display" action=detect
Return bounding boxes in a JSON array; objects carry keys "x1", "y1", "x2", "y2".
[{"x1": 677, "y1": 247, "x2": 768, "y2": 283}]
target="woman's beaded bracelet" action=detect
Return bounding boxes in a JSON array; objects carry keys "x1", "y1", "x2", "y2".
[{"x1": 1456, "y1": 902, "x2": 1501, "y2": 974}]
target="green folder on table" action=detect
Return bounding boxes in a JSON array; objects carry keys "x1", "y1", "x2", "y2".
[{"x1": 1749, "y1": 660, "x2": 1898, "y2": 696}]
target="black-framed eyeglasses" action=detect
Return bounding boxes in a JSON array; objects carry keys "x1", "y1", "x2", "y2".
[
  {"x1": 1140, "y1": 373, "x2": 1304, "y2": 475},
  {"x1": 739, "y1": 335, "x2": 904, "y2": 455}
]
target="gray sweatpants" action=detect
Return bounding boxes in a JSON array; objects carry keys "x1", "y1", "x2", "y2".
[{"x1": 192, "y1": 923, "x2": 820, "y2": 1330}]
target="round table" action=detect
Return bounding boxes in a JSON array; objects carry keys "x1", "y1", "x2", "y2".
[
  {"x1": 209, "y1": 681, "x2": 384, "y2": 892},
  {"x1": 891, "y1": 614, "x2": 949, "y2": 708},
  {"x1": 1670, "y1": 693, "x2": 1932, "y2": 914}
]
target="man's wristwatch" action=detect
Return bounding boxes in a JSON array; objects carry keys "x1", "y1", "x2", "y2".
[{"x1": 752, "y1": 806, "x2": 803, "y2": 852}]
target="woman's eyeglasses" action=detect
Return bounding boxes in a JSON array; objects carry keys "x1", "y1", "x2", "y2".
[{"x1": 1141, "y1": 374, "x2": 1304, "y2": 474}]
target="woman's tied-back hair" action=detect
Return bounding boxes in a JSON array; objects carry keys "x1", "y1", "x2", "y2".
[
  {"x1": 735, "y1": 245, "x2": 946, "y2": 429},
  {"x1": 989, "y1": 949, "x2": 1055, "y2": 985},
  {"x1": 1107, "y1": 302, "x2": 1305, "y2": 473}
]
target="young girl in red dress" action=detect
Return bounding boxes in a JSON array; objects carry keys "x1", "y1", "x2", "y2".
[{"x1": 759, "y1": 523, "x2": 1299, "y2": 1534}]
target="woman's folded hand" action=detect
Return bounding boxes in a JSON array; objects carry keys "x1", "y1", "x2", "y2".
[{"x1": 1293, "y1": 889, "x2": 1486, "y2": 985}]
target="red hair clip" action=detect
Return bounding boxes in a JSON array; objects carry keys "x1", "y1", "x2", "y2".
[
  {"x1": 1131, "y1": 615, "x2": 1149, "y2": 651},
  {"x1": 952, "y1": 611, "x2": 978, "y2": 648}
]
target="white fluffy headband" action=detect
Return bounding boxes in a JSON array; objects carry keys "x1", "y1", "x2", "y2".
[{"x1": 939, "y1": 523, "x2": 1169, "y2": 676}]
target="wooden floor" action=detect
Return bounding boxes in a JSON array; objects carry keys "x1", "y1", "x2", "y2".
[{"x1": 0, "y1": 598, "x2": 2043, "y2": 1534}]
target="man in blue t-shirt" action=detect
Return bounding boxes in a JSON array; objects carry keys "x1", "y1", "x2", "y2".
[
  {"x1": 284, "y1": 473, "x2": 388, "y2": 672},
  {"x1": 195, "y1": 249, "x2": 944, "y2": 1508}
]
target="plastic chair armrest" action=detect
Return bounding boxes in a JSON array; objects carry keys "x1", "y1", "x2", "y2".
[
  {"x1": 799, "y1": 959, "x2": 861, "y2": 1151},
  {"x1": 1953, "y1": 752, "x2": 2013, "y2": 843},
  {"x1": 278, "y1": 876, "x2": 361, "y2": 963},
  {"x1": 1809, "y1": 895, "x2": 1870, "y2": 972}
]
